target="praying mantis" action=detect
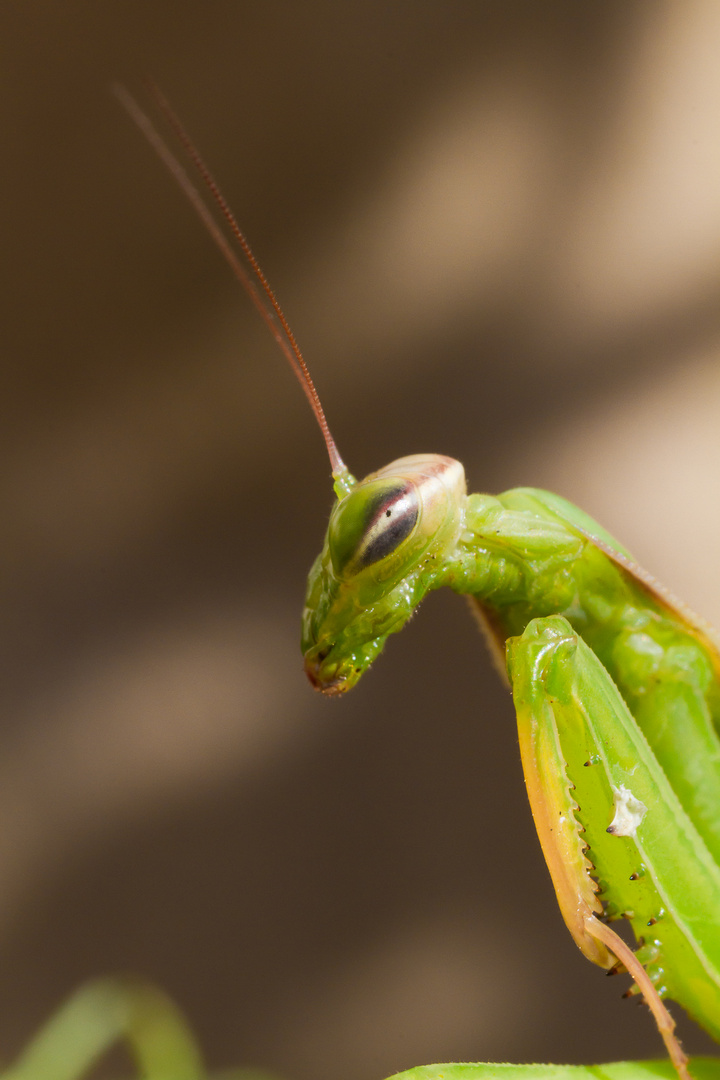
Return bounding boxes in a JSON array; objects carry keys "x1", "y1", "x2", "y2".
[{"x1": 101, "y1": 87, "x2": 720, "y2": 1080}]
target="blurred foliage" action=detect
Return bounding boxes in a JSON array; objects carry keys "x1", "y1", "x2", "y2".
[{"x1": 3, "y1": 979, "x2": 280, "y2": 1080}]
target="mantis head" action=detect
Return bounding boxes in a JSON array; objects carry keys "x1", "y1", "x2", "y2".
[
  {"x1": 302, "y1": 454, "x2": 466, "y2": 694},
  {"x1": 116, "y1": 90, "x2": 466, "y2": 695}
]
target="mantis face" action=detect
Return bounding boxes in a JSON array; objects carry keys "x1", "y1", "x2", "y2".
[{"x1": 302, "y1": 454, "x2": 466, "y2": 694}]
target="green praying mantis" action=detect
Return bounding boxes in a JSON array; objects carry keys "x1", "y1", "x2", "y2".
[{"x1": 97, "y1": 88, "x2": 720, "y2": 1080}]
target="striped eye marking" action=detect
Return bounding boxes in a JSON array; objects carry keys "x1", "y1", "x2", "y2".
[
  {"x1": 358, "y1": 487, "x2": 419, "y2": 569},
  {"x1": 328, "y1": 480, "x2": 420, "y2": 578}
]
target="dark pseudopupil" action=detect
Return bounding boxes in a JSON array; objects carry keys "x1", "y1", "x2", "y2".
[{"x1": 358, "y1": 488, "x2": 418, "y2": 569}]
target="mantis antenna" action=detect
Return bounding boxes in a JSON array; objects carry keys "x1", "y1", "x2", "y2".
[{"x1": 113, "y1": 83, "x2": 352, "y2": 493}]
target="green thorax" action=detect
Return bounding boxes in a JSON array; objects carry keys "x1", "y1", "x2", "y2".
[{"x1": 451, "y1": 487, "x2": 718, "y2": 709}]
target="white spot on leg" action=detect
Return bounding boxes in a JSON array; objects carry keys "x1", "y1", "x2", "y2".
[{"x1": 607, "y1": 785, "x2": 647, "y2": 839}]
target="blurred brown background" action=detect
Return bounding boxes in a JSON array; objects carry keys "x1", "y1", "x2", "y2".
[{"x1": 3, "y1": 2, "x2": 720, "y2": 1077}]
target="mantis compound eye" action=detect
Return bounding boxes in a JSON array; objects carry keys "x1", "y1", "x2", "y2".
[{"x1": 328, "y1": 479, "x2": 420, "y2": 578}]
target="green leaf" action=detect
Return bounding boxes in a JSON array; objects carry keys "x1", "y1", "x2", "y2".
[{"x1": 383, "y1": 1061, "x2": 720, "y2": 1080}]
